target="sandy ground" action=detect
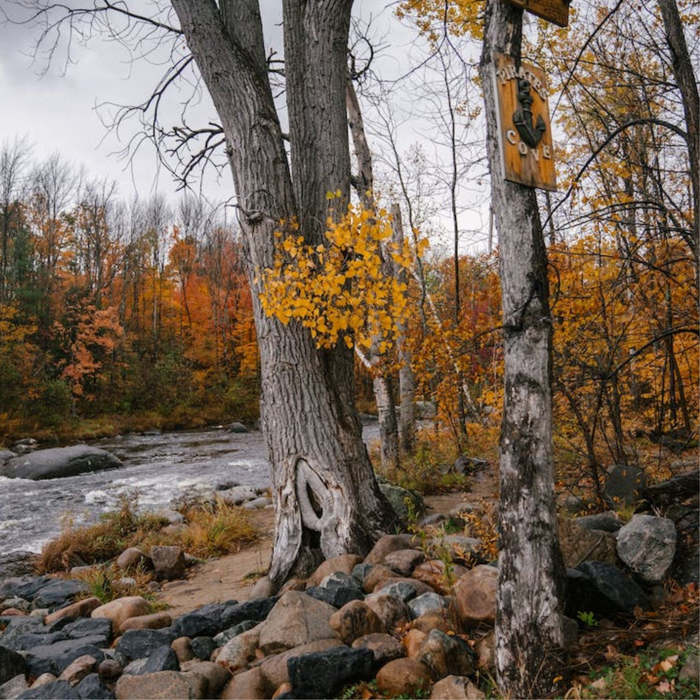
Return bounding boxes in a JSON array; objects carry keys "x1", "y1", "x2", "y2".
[{"x1": 158, "y1": 468, "x2": 498, "y2": 617}]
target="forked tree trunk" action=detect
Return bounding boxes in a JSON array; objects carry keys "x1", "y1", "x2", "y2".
[
  {"x1": 171, "y1": 0, "x2": 398, "y2": 588},
  {"x1": 479, "y1": 0, "x2": 566, "y2": 695}
]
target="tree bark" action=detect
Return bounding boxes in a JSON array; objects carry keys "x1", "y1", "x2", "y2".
[
  {"x1": 479, "y1": 0, "x2": 566, "y2": 695},
  {"x1": 171, "y1": 0, "x2": 398, "y2": 588}
]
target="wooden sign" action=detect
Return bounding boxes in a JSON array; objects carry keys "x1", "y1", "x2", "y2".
[
  {"x1": 493, "y1": 54, "x2": 557, "y2": 191},
  {"x1": 508, "y1": 0, "x2": 571, "y2": 28}
]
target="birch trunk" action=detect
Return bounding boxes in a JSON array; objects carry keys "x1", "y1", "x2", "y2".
[
  {"x1": 171, "y1": 0, "x2": 398, "y2": 588},
  {"x1": 479, "y1": 0, "x2": 566, "y2": 695}
]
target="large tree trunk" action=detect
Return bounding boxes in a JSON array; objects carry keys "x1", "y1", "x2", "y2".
[
  {"x1": 171, "y1": 0, "x2": 398, "y2": 588},
  {"x1": 479, "y1": 0, "x2": 566, "y2": 695}
]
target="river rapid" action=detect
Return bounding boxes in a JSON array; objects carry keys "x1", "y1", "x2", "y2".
[{"x1": 0, "y1": 423, "x2": 379, "y2": 556}]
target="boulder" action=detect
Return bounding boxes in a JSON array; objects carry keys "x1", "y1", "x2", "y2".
[
  {"x1": 410, "y1": 611, "x2": 454, "y2": 635},
  {"x1": 384, "y1": 549, "x2": 425, "y2": 576},
  {"x1": 74, "y1": 673, "x2": 114, "y2": 699},
  {"x1": 364, "y1": 535, "x2": 414, "y2": 566},
  {"x1": 119, "y1": 612, "x2": 172, "y2": 635},
  {"x1": 475, "y1": 631, "x2": 494, "y2": 670},
  {"x1": 171, "y1": 638, "x2": 193, "y2": 664},
  {"x1": 114, "y1": 671, "x2": 207, "y2": 699},
  {"x1": 329, "y1": 601, "x2": 383, "y2": 644},
  {"x1": 190, "y1": 637, "x2": 215, "y2": 661},
  {"x1": 220, "y1": 667, "x2": 266, "y2": 700},
  {"x1": 351, "y1": 633, "x2": 404, "y2": 664},
  {"x1": 574, "y1": 511, "x2": 623, "y2": 533},
  {"x1": 604, "y1": 464, "x2": 646, "y2": 506},
  {"x1": 0, "y1": 599, "x2": 29, "y2": 614},
  {"x1": 213, "y1": 620, "x2": 258, "y2": 647},
  {"x1": 376, "y1": 657, "x2": 432, "y2": 696},
  {"x1": 378, "y1": 482, "x2": 425, "y2": 522},
  {"x1": 434, "y1": 535, "x2": 482, "y2": 560},
  {"x1": 362, "y1": 565, "x2": 395, "y2": 594},
  {"x1": 116, "y1": 548, "x2": 152, "y2": 572},
  {"x1": 226, "y1": 422, "x2": 249, "y2": 434},
  {"x1": 409, "y1": 592, "x2": 450, "y2": 618},
  {"x1": 17, "y1": 680, "x2": 79, "y2": 699},
  {"x1": 453, "y1": 565, "x2": 497, "y2": 626},
  {"x1": 0, "y1": 449, "x2": 17, "y2": 464},
  {"x1": 97, "y1": 659, "x2": 122, "y2": 681},
  {"x1": 61, "y1": 618, "x2": 111, "y2": 645},
  {"x1": 0, "y1": 646, "x2": 26, "y2": 685},
  {"x1": 243, "y1": 497, "x2": 272, "y2": 510},
  {"x1": 179, "y1": 661, "x2": 230, "y2": 697},
  {"x1": 216, "y1": 625, "x2": 260, "y2": 672},
  {"x1": 115, "y1": 629, "x2": 176, "y2": 662},
  {"x1": 33, "y1": 580, "x2": 88, "y2": 610},
  {"x1": 364, "y1": 593, "x2": 412, "y2": 631},
  {"x1": 259, "y1": 639, "x2": 344, "y2": 689},
  {"x1": 0, "y1": 553, "x2": 37, "y2": 580},
  {"x1": 307, "y1": 555, "x2": 364, "y2": 587},
  {"x1": 150, "y1": 546, "x2": 186, "y2": 581},
  {"x1": 558, "y1": 517, "x2": 618, "y2": 568},
  {"x1": 0, "y1": 673, "x2": 28, "y2": 699},
  {"x1": 91, "y1": 597, "x2": 150, "y2": 631},
  {"x1": 219, "y1": 486, "x2": 257, "y2": 506},
  {"x1": 58, "y1": 654, "x2": 97, "y2": 685},
  {"x1": 306, "y1": 572, "x2": 363, "y2": 608},
  {"x1": 24, "y1": 636, "x2": 106, "y2": 677},
  {"x1": 1, "y1": 576, "x2": 53, "y2": 601},
  {"x1": 4, "y1": 446, "x2": 121, "y2": 481},
  {"x1": 288, "y1": 646, "x2": 374, "y2": 699},
  {"x1": 616, "y1": 514, "x2": 677, "y2": 583},
  {"x1": 137, "y1": 646, "x2": 179, "y2": 675},
  {"x1": 416, "y1": 629, "x2": 476, "y2": 680},
  {"x1": 430, "y1": 675, "x2": 486, "y2": 699},
  {"x1": 377, "y1": 578, "x2": 434, "y2": 601},
  {"x1": 257, "y1": 592, "x2": 337, "y2": 655},
  {"x1": 45, "y1": 598, "x2": 101, "y2": 626},
  {"x1": 413, "y1": 560, "x2": 468, "y2": 595}
]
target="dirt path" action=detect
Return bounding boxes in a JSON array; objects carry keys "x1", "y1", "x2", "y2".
[{"x1": 158, "y1": 467, "x2": 498, "y2": 617}]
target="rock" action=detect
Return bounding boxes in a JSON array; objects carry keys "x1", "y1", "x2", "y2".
[
  {"x1": 243, "y1": 498, "x2": 272, "y2": 510},
  {"x1": 0, "y1": 612, "x2": 23, "y2": 619},
  {"x1": 329, "y1": 601, "x2": 383, "y2": 644},
  {"x1": 558, "y1": 517, "x2": 618, "y2": 568},
  {"x1": 0, "y1": 647, "x2": 26, "y2": 685},
  {"x1": 364, "y1": 594, "x2": 412, "y2": 631},
  {"x1": 416, "y1": 629, "x2": 476, "y2": 680},
  {"x1": 307, "y1": 555, "x2": 364, "y2": 587},
  {"x1": 220, "y1": 667, "x2": 266, "y2": 700},
  {"x1": 259, "y1": 639, "x2": 344, "y2": 689},
  {"x1": 0, "y1": 553, "x2": 37, "y2": 580},
  {"x1": 92, "y1": 597, "x2": 150, "y2": 631},
  {"x1": 567, "y1": 562, "x2": 650, "y2": 616},
  {"x1": 227, "y1": 422, "x2": 249, "y2": 434},
  {"x1": 365, "y1": 535, "x2": 414, "y2": 566},
  {"x1": 138, "y1": 646, "x2": 179, "y2": 675},
  {"x1": 171, "y1": 638, "x2": 193, "y2": 664},
  {"x1": 58, "y1": 655, "x2": 96, "y2": 685},
  {"x1": 376, "y1": 657, "x2": 432, "y2": 696},
  {"x1": 419, "y1": 513, "x2": 447, "y2": 527},
  {"x1": 1, "y1": 576, "x2": 53, "y2": 600},
  {"x1": 172, "y1": 599, "x2": 274, "y2": 640},
  {"x1": 115, "y1": 629, "x2": 176, "y2": 661},
  {"x1": 180, "y1": 661, "x2": 230, "y2": 697},
  {"x1": 24, "y1": 636, "x2": 106, "y2": 677},
  {"x1": 430, "y1": 675, "x2": 485, "y2": 699},
  {"x1": 61, "y1": 618, "x2": 111, "y2": 644},
  {"x1": 413, "y1": 560, "x2": 468, "y2": 595},
  {"x1": 377, "y1": 578, "x2": 434, "y2": 601},
  {"x1": 122, "y1": 658, "x2": 148, "y2": 675},
  {"x1": 45, "y1": 598, "x2": 101, "y2": 626},
  {"x1": 288, "y1": 646, "x2": 374, "y2": 699},
  {"x1": 475, "y1": 631, "x2": 494, "y2": 669},
  {"x1": 213, "y1": 620, "x2": 258, "y2": 647},
  {"x1": 272, "y1": 683, "x2": 292, "y2": 699},
  {"x1": 0, "y1": 600, "x2": 29, "y2": 614},
  {"x1": 249, "y1": 577, "x2": 275, "y2": 600},
  {"x1": 351, "y1": 563, "x2": 373, "y2": 584},
  {"x1": 0, "y1": 449, "x2": 17, "y2": 464},
  {"x1": 29, "y1": 673, "x2": 56, "y2": 688},
  {"x1": 409, "y1": 592, "x2": 450, "y2": 618},
  {"x1": 378, "y1": 482, "x2": 425, "y2": 522},
  {"x1": 362, "y1": 565, "x2": 395, "y2": 594},
  {"x1": 116, "y1": 548, "x2": 152, "y2": 572},
  {"x1": 0, "y1": 674, "x2": 28, "y2": 699},
  {"x1": 678, "y1": 651, "x2": 699, "y2": 683},
  {"x1": 33, "y1": 580, "x2": 88, "y2": 611},
  {"x1": 616, "y1": 514, "x2": 677, "y2": 583},
  {"x1": 114, "y1": 671, "x2": 207, "y2": 699},
  {"x1": 258, "y1": 592, "x2": 337, "y2": 655},
  {"x1": 190, "y1": 637, "x2": 215, "y2": 661},
  {"x1": 119, "y1": 612, "x2": 172, "y2": 635},
  {"x1": 410, "y1": 611, "x2": 454, "y2": 635},
  {"x1": 435, "y1": 535, "x2": 482, "y2": 559},
  {"x1": 384, "y1": 549, "x2": 425, "y2": 576},
  {"x1": 453, "y1": 565, "x2": 498, "y2": 626},
  {"x1": 604, "y1": 464, "x2": 647, "y2": 506},
  {"x1": 18, "y1": 680, "x2": 79, "y2": 699},
  {"x1": 97, "y1": 659, "x2": 122, "y2": 681},
  {"x1": 150, "y1": 546, "x2": 186, "y2": 581},
  {"x1": 219, "y1": 486, "x2": 256, "y2": 506},
  {"x1": 216, "y1": 626, "x2": 260, "y2": 672},
  {"x1": 351, "y1": 633, "x2": 403, "y2": 664},
  {"x1": 575, "y1": 511, "x2": 623, "y2": 533},
  {"x1": 4, "y1": 446, "x2": 121, "y2": 481},
  {"x1": 403, "y1": 629, "x2": 427, "y2": 658},
  {"x1": 74, "y1": 674, "x2": 114, "y2": 699},
  {"x1": 307, "y1": 572, "x2": 364, "y2": 608}
]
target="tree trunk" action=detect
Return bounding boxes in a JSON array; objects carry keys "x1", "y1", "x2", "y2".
[
  {"x1": 479, "y1": 0, "x2": 566, "y2": 695},
  {"x1": 171, "y1": 0, "x2": 398, "y2": 588}
]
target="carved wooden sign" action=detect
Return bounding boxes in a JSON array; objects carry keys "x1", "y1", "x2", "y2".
[
  {"x1": 493, "y1": 54, "x2": 557, "y2": 191},
  {"x1": 507, "y1": 0, "x2": 571, "y2": 28}
]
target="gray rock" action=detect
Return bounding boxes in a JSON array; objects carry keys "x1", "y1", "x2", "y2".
[
  {"x1": 121, "y1": 659, "x2": 148, "y2": 675},
  {"x1": 0, "y1": 449, "x2": 17, "y2": 465},
  {"x1": 306, "y1": 572, "x2": 364, "y2": 608},
  {"x1": 0, "y1": 553, "x2": 37, "y2": 580},
  {"x1": 4, "y1": 446, "x2": 121, "y2": 481},
  {"x1": 115, "y1": 629, "x2": 176, "y2": 662},
  {"x1": 351, "y1": 563, "x2": 373, "y2": 584},
  {"x1": 150, "y1": 546, "x2": 185, "y2": 581},
  {"x1": 0, "y1": 647, "x2": 26, "y2": 685},
  {"x1": 74, "y1": 674, "x2": 114, "y2": 699},
  {"x1": 567, "y1": 562, "x2": 649, "y2": 616},
  {"x1": 218, "y1": 486, "x2": 257, "y2": 506},
  {"x1": 604, "y1": 464, "x2": 646, "y2": 506},
  {"x1": 16, "y1": 680, "x2": 79, "y2": 699},
  {"x1": 242, "y1": 497, "x2": 272, "y2": 510},
  {"x1": 679, "y1": 651, "x2": 699, "y2": 683},
  {"x1": 0, "y1": 618, "x2": 45, "y2": 650},
  {"x1": 575, "y1": 511, "x2": 623, "y2": 533},
  {"x1": 378, "y1": 580, "x2": 419, "y2": 602},
  {"x1": 190, "y1": 637, "x2": 215, "y2": 661},
  {"x1": 138, "y1": 646, "x2": 179, "y2": 675},
  {"x1": 62, "y1": 618, "x2": 112, "y2": 646},
  {"x1": 33, "y1": 581, "x2": 89, "y2": 611},
  {"x1": 0, "y1": 673, "x2": 28, "y2": 699},
  {"x1": 24, "y1": 637, "x2": 106, "y2": 678},
  {"x1": 1, "y1": 576, "x2": 54, "y2": 601},
  {"x1": 408, "y1": 593, "x2": 450, "y2": 618},
  {"x1": 212, "y1": 620, "x2": 257, "y2": 647},
  {"x1": 378, "y1": 482, "x2": 425, "y2": 523},
  {"x1": 418, "y1": 514, "x2": 447, "y2": 527},
  {"x1": 226, "y1": 422, "x2": 248, "y2": 433},
  {"x1": 616, "y1": 514, "x2": 677, "y2": 583},
  {"x1": 0, "y1": 600, "x2": 29, "y2": 614}
]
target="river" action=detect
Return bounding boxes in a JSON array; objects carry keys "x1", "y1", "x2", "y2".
[{"x1": 0, "y1": 423, "x2": 379, "y2": 556}]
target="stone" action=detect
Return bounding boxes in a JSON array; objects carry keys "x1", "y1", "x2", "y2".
[
  {"x1": 558, "y1": 517, "x2": 618, "y2": 568},
  {"x1": 307, "y1": 555, "x2": 364, "y2": 587},
  {"x1": 419, "y1": 513, "x2": 447, "y2": 527},
  {"x1": 227, "y1": 422, "x2": 249, "y2": 434},
  {"x1": 329, "y1": 601, "x2": 383, "y2": 644},
  {"x1": 351, "y1": 563, "x2": 373, "y2": 584},
  {"x1": 678, "y1": 651, "x2": 699, "y2": 683},
  {"x1": 150, "y1": 546, "x2": 186, "y2": 581},
  {"x1": 288, "y1": 646, "x2": 374, "y2": 699},
  {"x1": 219, "y1": 486, "x2": 257, "y2": 506},
  {"x1": 351, "y1": 633, "x2": 403, "y2": 664},
  {"x1": 279, "y1": 578, "x2": 306, "y2": 594},
  {"x1": 44, "y1": 598, "x2": 101, "y2": 626},
  {"x1": 364, "y1": 535, "x2": 414, "y2": 566},
  {"x1": 30, "y1": 673, "x2": 57, "y2": 688},
  {"x1": 257, "y1": 592, "x2": 337, "y2": 655},
  {"x1": 410, "y1": 611, "x2": 454, "y2": 635},
  {"x1": 409, "y1": 592, "x2": 450, "y2": 618},
  {"x1": 575, "y1": 511, "x2": 623, "y2": 533},
  {"x1": 272, "y1": 683, "x2": 292, "y2": 699},
  {"x1": 0, "y1": 600, "x2": 29, "y2": 614},
  {"x1": 404, "y1": 629, "x2": 427, "y2": 658},
  {"x1": 0, "y1": 674, "x2": 28, "y2": 699},
  {"x1": 180, "y1": 661, "x2": 230, "y2": 697},
  {"x1": 378, "y1": 482, "x2": 425, "y2": 522},
  {"x1": 97, "y1": 659, "x2": 122, "y2": 681},
  {"x1": 220, "y1": 667, "x2": 266, "y2": 700},
  {"x1": 24, "y1": 637, "x2": 106, "y2": 677},
  {"x1": 249, "y1": 577, "x2": 275, "y2": 599},
  {"x1": 137, "y1": 646, "x2": 179, "y2": 675},
  {"x1": 416, "y1": 629, "x2": 476, "y2": 680},
  {"x1": 74, "y1": 674, "x2": 114, "y2": 699},
  {"x1": 430, "y1": 675, "x2": 485, "y2": 699},
  {"x1": 259, "y1": 639, "x2": 344, "y2": 689},
  {"x1": 114, "y1": 671, "x2": 207, "y2": 699},
  {"x1": 604, "y1": 464, "x2": 647, "y2": 506},
  {"x1": 616, "y1": 514, "x2": 677, "y2": 583},
  {"x1": 1, "y1": 576, "x2": 53, "y2": 601},
  {"x1": 362, "y1": 565, "x2": 395, "y2": 594},
  {"x1": 190, "y1": 637, "x2": 215, "y2": 661},
  {"x1": 567, "y1": 562, "x2": 650, "y2": 616},
  {"x1": 475, "y1": 632, "x2": 494, "y2": 669},
  {"x1": 453, "y1": 565, "x2": 498, "y2": 625},
  {"x1": 243, "y1": 497, "x2": 272, "y2": 510},
  {"x1": 0, "y1": 647, "x2": 26, "y2": 685},
  {"x1": 19, "y1": 680, "x2": 79, "y2": 699},
  {"x1": 213, "y1": 620, "x2": 258, "y2": 646},
  {"x1": 306, "y1": 572, "x2": 364, "y2": 608},
  {"x1": 170, "y1": 638, "x2": 193, "y2": 664},
  {"x1": 3, "y1": 446, "x2": 121, "y2": 481},
  {"x1": 119, "y1": 612, "x2": 172, "y2": 635},
  {"x1": 435, "y1": 535, "x2": 482, "y2": 559},
  {"x1": 33, "y1": 580, "x2": 88, "y2": 610},
  {"x1": 377, "y1": 578, "x2": 433, "y2": 601},
  {"x1": 384, "y1": 549, "x2": 425, "y2": 576},
  {"x1": 91, "y1": 597, "x2": 150, "y2": 631},
  {"x1": 58, "y1": 655, "x2": 97, "y2": 685},
  {"x1": 116, "y1": 548, "x2": 152, "y2": 572},
  {"x1": 0, "y1": 612, "x2": 23, "y2": 619},
  {"x1": 61, "y1": 618, "x2": 111, "y2": 645},
  {"x1": 115, "y1": 629, "x2": 176, "y2": 661},
  {"x1": 413, "y1": 560, "x2": 468, "y2": 595},
  {"x1": 0, "y1": 554, "x2": 38, "y2": 580},
  {"x1": 216, "y1": 626, "x2": 260, "y2": 672},
  {"x1": 364, "y1": 594, "x2": 412, "y2": 631},
  {"x1": 376, "y1": 657, "x2": 432, "y2": 696}
]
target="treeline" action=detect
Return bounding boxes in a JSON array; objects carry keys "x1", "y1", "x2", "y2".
[{"x1": 0, "y1": 145, "x2": 257, "y2": 438}]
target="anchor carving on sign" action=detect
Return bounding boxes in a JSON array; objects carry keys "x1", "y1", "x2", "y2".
[{"x1": 512, "y1": 77, "x2": 546, "y2": 148}]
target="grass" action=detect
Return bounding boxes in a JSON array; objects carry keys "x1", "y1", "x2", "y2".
[{"x1": 73, "y1": 564, "x2": 168, "y2": 609}]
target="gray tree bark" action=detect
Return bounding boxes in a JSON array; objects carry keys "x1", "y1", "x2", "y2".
[
  {"x1": 479, "y1": 0, "x2": 566, "y2": 695},
  {"x1": 171, "y1": 0, "x2": 398, "y2": 588}
]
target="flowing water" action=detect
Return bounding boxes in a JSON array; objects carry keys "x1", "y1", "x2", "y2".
[{"x1": 0, "y1": 423, "x2": 379, "y2": 556}]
